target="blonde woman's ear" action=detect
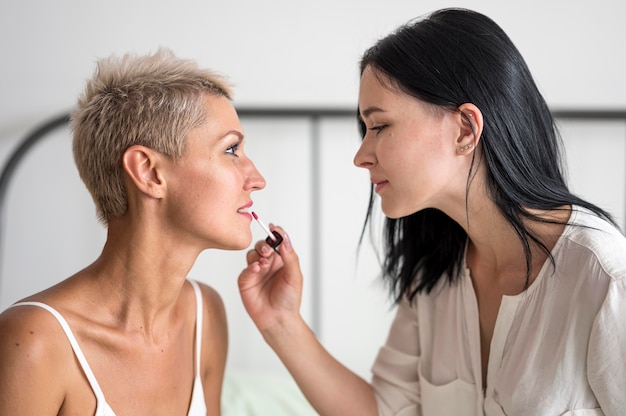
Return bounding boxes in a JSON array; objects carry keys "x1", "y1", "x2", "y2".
[{"x1": 122, "y1": 145, "x2": 164, "y2": 198}]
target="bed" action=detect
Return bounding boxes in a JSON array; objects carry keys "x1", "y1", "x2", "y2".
[{"x1": 1, "y1": 108, "x2": 625, "y2": 415}]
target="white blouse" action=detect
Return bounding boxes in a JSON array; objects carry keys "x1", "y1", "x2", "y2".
[{"x1": 371, "y1": 208, "x2": 626, "y2": 416}]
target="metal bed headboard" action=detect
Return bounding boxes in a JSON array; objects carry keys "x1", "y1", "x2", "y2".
[{"x1": 1, "y1": 108, "x2": 626, "y2": 332}]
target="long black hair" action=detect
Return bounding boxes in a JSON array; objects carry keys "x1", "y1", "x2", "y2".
[{"x1": 358, "y1": 8, "x2": 616, "y2": 303}]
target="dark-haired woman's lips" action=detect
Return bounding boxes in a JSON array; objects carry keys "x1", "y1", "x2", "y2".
[{"x1": 372, "y1": 180, "x2": 388, "y2": 193}]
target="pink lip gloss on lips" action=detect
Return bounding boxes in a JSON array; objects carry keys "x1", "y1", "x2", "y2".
[{"x1": 251, "y1": 211, "x2": 283, "y2": 251}]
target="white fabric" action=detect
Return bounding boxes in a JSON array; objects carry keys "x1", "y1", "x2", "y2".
[
  {"x1": 371, "y1": 208, "x2": 626, "y2": 416},
  {"x1": 10, "y1": 279, "x2": 207, "y2": 416},
  {"x1": 188, "y1": 279, "x2": 208, "y2": 415},
  {"x1": 221, "y1": 371, "x2": 317, "y2": 416}
]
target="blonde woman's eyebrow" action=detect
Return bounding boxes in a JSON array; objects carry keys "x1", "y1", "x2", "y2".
[{"x1": 220, "y1": 130, "x2": 244, "y2": 141}]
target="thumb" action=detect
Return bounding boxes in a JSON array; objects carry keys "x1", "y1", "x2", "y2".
[
  {"x1": 274, "y1": 230, "x2": 303, "y2": 285},
  {"x1": 276, "y1": 229, "x2": 297, "y2": 264}
]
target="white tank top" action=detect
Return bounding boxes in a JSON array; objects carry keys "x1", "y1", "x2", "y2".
[{"x1": 11, "y1": 279, "x2": 207, "y2": 416}]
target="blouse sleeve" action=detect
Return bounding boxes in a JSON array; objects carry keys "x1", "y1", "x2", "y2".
[
  {"x1": 371, "y1": 296, "x2": 422, "y2": 416},
  {"x1": 587, "y1": 276, "x2": 626, "y2": 415}
]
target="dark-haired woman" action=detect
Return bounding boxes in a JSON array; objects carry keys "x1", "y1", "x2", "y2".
[{"x1": 239, "y1": 8, "x2": 626, "y2": 416}]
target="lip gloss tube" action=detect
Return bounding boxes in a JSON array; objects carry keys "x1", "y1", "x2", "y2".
[{"x1": 251, "y1": 211, "x2": 283, "y2": 251}]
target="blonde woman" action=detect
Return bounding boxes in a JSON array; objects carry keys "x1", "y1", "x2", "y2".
[{"x1": 0, "y1": 48, "x2": 266, "y2": 415}]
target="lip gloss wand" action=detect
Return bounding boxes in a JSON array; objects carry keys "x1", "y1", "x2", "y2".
[{"x1": 251, "y1": 211, "x2": 283, "y2": 251}]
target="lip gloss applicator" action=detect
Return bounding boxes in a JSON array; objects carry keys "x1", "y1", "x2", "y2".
[{"x1": 252, "y1": 211, "x2": 283, "y2": 251}]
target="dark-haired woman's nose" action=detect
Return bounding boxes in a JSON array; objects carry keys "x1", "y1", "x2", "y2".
[{"x1": 353, "y1": 136, "x2": 376, "y2": 170}]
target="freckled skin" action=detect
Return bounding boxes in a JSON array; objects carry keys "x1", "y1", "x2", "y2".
[{"x1": 0, "y1": 93, "x2": 265, "y2": 415}]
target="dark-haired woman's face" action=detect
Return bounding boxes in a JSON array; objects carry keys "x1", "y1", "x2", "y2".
[{"x1": 354, "y1": 67, "x2": 471, "y2": 218}]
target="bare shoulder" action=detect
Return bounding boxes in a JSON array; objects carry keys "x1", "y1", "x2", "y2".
[
  {"x1": 187, "y1": 280, "x2": 226, "y2": 323},
  {"x1": 184, "y1": 280, "x2": 227, "y2": 348},
  {"x1": 187, "y1": 280, "x2": 227, "y2": 414},
  {"x1": 0, "y1": 304, "x2": 70, "y2": 364},
  {"x1": 196, "y1": 281, "x2": 228, "y2": 365},
  {"x1": 0, "y1": 304, "x2": 71, "y2": 413}
]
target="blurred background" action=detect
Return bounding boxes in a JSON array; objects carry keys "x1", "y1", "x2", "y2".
[{"x1": 1, "y1": 0, "x2": 625, "y2": 387}]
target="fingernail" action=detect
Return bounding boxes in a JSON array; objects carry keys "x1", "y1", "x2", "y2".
[{"x1": 282, "y1": 232, "x2": 292, "y2": 252}]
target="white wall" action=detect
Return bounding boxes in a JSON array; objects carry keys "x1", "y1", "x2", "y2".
[
  {"x1": 1, "y1": 0, "x2": 625, "y2": 381},
  {"x1": 1, "y1": 0, "x2": 625, "y2": 130}
]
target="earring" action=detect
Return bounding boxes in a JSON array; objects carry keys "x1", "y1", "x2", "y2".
[{"x1": 459, "y1": 143, "x2": 474, "y2": 152}]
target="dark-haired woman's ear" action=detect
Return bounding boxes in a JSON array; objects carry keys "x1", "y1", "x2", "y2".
[
  {"x1": 456, "y1": 103, "x2": 483, "y2": 154},
  {"x1": 122, "y1": 145, "x2": 165, "y2": 199}
]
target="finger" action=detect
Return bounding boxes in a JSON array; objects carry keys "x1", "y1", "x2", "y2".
[
  {"x1": 246, "y1": 248, "x2": 261, "y2": 265},
  {"x1": 269, "y1": 226, "x2": 291, "y2": 255},
  {"x1": 238, "y1": 256, "x2": 273, "y2": 290},
  {"x1": 253, "y1": 239, "x2": 276, "y2": 258},
  {"x1": 238, "y1": 261, "x2": 260, "y2": 292},
  {"x1": 269, "y1": 229, "x2": 302, "y2": 276}
]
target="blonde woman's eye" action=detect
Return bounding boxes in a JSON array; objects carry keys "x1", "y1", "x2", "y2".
[{"x1": 226, "y1": 142, "x2": 240, "y2": 156}]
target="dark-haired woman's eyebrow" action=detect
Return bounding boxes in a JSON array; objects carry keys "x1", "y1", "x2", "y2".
[{"x1": 360, "y1": 106, "x2": 385, "y2": 119}]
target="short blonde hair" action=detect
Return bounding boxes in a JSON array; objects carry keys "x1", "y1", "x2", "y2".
[{"x1": 71, "y1": 48, "x2": 232, "y2": 224}]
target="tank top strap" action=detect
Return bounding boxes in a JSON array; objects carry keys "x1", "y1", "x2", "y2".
[
  {"x1": 10, "y1": 302, "x2": 110, "y2": 405},
  {"x1": 186, "y1": 279, "x2": 208, "y2": 415},
  {"x1": 188, "y1": 280, "x2": 203, "y2": 376}
]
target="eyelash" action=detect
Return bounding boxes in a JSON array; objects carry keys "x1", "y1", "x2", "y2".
[
  {"x1": 226, "y1": 141, "x2": 241, "y2": 157},
  {"x1": 369, "y1": 125, "x2": 386, "y2": 135}
]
